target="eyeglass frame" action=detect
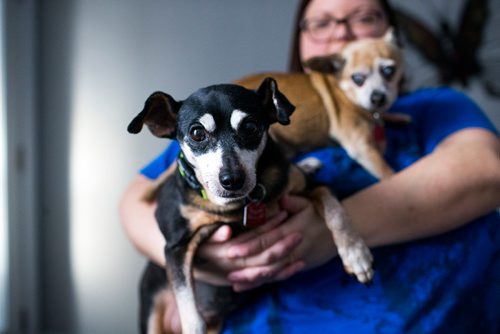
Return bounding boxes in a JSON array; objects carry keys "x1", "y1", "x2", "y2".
[{"x1": 300, "y1": 10, "x2": 386, "y2": 42}]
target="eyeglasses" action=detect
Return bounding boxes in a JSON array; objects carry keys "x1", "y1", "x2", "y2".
[{"x1": 300, "y1": 10, "x2": 385, "y2": 42}]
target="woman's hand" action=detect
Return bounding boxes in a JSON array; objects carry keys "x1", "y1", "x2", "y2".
[{"x1": 194, "y1": 194, "x2": 337, "y2": 291}]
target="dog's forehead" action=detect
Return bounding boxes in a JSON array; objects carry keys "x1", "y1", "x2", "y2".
[
  {"x1": 344, "y1": 40, "x2": 400, "y2": 69},
  {"x1": 183, "y1": 84, "x2": 261, "y2": 116},
  {"x1": 175, "y1": 84, "x2": 267, "y2": 138}
]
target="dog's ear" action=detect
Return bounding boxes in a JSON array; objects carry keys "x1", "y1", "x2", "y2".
[
  {"x1": 303, "y1": 54, "x2": 345, "y2": 74},
  {"x1": 127, "y1": 91, "x2": 180, "y2": 138},
  {"x1": 383, "y1": 26, "x2": 399, "y2": 46},
  {"x1": 256, "y1": 77, "x2": 295, "y2": 125}
]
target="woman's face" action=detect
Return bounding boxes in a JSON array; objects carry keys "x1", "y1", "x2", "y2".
[{"x1": 299, "y1": 0, "x2": 389, "y2": 63}]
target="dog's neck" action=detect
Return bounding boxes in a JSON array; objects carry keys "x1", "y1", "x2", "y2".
[{"x1": 177, "y1": 151, "x2": 207, "y2": 199}]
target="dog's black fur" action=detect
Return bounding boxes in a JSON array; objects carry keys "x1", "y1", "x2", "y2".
[{"x1": 128, "y1": 79, "x2": 296, "y2": 333}]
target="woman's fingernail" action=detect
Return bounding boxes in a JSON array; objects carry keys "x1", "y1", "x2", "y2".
[
  {"x1": 291, "y1": 233, "x2": 303, "y2": 245},
  {"x1": 227, "y1": 272, "x2": 242, "y2": 281},
  {"x1": 227, "y1": 247, "x2": 242, "y2": 258}
]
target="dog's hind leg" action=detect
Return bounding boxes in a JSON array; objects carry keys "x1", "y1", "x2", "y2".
[
  {"x1": 164, "y1": 224, "x2": 221, "y2": 334},
  {"x1": 140, "y1": 262, "x2": 171, "y2": 334},
  {"x1": 310, "y1": 186, "x2": 374, "y2": 284},
  {"x1": 146, "y1": 289, "x2": 168, "y2": 334}
]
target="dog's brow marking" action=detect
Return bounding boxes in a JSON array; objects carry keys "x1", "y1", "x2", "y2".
[
  {"x1": 376, "y1": 57, "x2": 395, "y2": 68},
  {"x1": 230, "y1": 109, "x2": 248, "y2": 130},
  {"x1": 199, "y1": 113, "x2": 216, "y2": 132}
]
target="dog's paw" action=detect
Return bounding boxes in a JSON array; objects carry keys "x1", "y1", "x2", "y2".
[
  {"x1": 295, "y1": 157, "x2": 323, "y2": 175},
  {"x1": 338, "y1": 240, "x2": 374, "y2": 284}
]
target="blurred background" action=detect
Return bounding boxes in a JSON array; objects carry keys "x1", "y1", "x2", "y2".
[{"x1": 1, "y1": 1, "x2": 498, "y2": 333}]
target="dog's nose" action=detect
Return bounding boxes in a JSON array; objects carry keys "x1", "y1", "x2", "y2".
[
  {"x1": 219, "y1": 170, "x2": 245, "y2": 191},
  {"x1": 370, "y1": 91, "x2": 386, "y2": 108}
]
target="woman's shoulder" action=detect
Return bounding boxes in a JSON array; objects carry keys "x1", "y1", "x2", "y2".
[
  {"x1": 389, "y1": 86, "x2": 497, "y2": 153},
  {"x1": 390, "y1": 86, "x2": 493, "y2": 127},
  {"x1": 140, "y1": 140, "x2": 180, "y2": 179},
  {"x1": 392, "y1": 86, "x2": 472, "y2": 111}
]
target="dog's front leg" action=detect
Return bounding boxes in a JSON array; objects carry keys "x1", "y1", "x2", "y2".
[
  {"x1": 164, "y1": 224, "x2": 220, "y2": 334},
  {"x1": 342, "y1": 139, "x2": 394, "y2": 179},
  {"x1": 310, "y1": 186, "x2": 374, "y2": 284}
]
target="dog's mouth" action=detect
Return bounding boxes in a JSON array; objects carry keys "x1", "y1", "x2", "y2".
[
  {"x1": 207, "y1": 192, "x2": 247, "y2": 206},
  {"x1": 211, "y1": 182, "x2": 266, "y2": 206},
  {"x1": 219, "y1": 191, "x2": 247, "y2": 200},
  {"x1": 218, "y1": 184, "x2": 256, "y2": 200},
  {"x1": 203, "y1": 182, "x2": 256, "y2": 206}
]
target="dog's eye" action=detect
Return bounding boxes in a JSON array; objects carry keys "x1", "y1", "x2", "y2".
[
  {"x1": 189, "y1": 125, "x2": 207, "y2": 142},
  {"x1": 380, "y1": 65, "x2": 396, "y2": 79},
  {"x1": 351, "y1": 73, "x2": 366, "y2": 86},
  {"x1": 240, "y1": 119, "x2": 259, "y2": 137}
]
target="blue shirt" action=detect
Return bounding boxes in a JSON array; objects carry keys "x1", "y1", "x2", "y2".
[{"x1": 140, "y1": 88, "x2": 500, "y2": 333}]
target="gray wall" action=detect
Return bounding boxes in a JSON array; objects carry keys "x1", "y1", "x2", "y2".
[
  {"x1": 6, "y1": 0, "x2": 499, "y2": 333},
  {"x1": 37, "y1": 1, "x2": 299, "y2": 333}
]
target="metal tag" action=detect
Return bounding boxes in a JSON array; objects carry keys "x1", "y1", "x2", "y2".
[{"x1": 243, "y1": 201, "x2": 266, "y2": 228}]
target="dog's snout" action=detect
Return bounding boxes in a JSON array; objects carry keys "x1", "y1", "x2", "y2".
[
  {"x1": 219, "y1": 170, "x2": 245, "y2": 191},
  {"x1": 370, "y1": 91, "x2": 386, "y2": 108}
]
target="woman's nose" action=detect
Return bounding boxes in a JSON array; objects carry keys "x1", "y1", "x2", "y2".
[
  {"x1": 332, "y1": 22, "x2": 351, "y2": 39},
  {"x1": 326, "y1": 23, "x2": 354, "y2": 53}
]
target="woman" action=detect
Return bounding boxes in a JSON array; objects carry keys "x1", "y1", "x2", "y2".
[{"x1": 120, "y1": 0, "x2": 500, "y2": 332}]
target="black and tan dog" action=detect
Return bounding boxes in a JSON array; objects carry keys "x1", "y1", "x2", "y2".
[{"x1": 128, "y1": 78, "x2": 373, "y2": 333}]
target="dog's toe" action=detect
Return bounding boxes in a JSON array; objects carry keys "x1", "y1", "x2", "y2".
[
  {"x1": 339, "y1": 242, "x2": 374, "y2": 284},
  {"x1": 295, "y1": 157, "x2": 323, "y2": 175}
]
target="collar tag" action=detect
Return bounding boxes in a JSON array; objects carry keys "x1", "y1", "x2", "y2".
[
  {"x1": 243, "y1": 201, "x2": 267, "y2": 228},
  {"x1": 243, "y1": 184, "x2": 267, "y2": 227}
]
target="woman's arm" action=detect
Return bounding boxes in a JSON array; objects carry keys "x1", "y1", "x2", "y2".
[
  {"x1": 346, "y1": 128, "x2": 500, "y2": 247},
  {"x1": 119, "y1": 174, "x2": 166, "y2": 266}
]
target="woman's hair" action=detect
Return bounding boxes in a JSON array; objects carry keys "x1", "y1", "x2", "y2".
[{"x1": 287, "y1": 0, "x2": 400, "y2": 72}]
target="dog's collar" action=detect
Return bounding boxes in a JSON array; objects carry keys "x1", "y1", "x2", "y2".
[
  {"x1": 370, "y1": 111, "x2": 385, "y2": 143},
  {"x1": 177, "y1": 151, "x2": 208, "y2": 199}
]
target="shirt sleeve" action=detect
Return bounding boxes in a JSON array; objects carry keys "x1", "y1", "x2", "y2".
[
  {"x1": 416, "y1": 88, "x2": 498, "y2": 154},
  {"x1": 139, "y1": 141, "x2": 180, "y2": 179}
]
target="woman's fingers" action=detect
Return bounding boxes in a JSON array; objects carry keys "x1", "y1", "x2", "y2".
[
  {"x1": 197, "y1": 210, "x2": 288, "y2": 261},
  {"x1": 206, "y1": 224, "x2": 233, "y2": 243},
  {"x1": 228, "y1": 210, "x2": 288, "y2": 245},
  {"x1": 226, "y1": 217, "x2": 297, "y2": 259},
  {"x1": 279, "y1": 194, "x2": 311, "y2": 214},
  {"x1": 194, "y1": 195, "x2": 322, "y2": 289},
  {"x1": 230, "y1": 260, "x2": 305, "y2": 292},
  {"x1": 226, "y1": 232, "x2": 305, "y2": 291},
  {"x1": 229, "y1": 231, "x2": 302, "y2": 266}
]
